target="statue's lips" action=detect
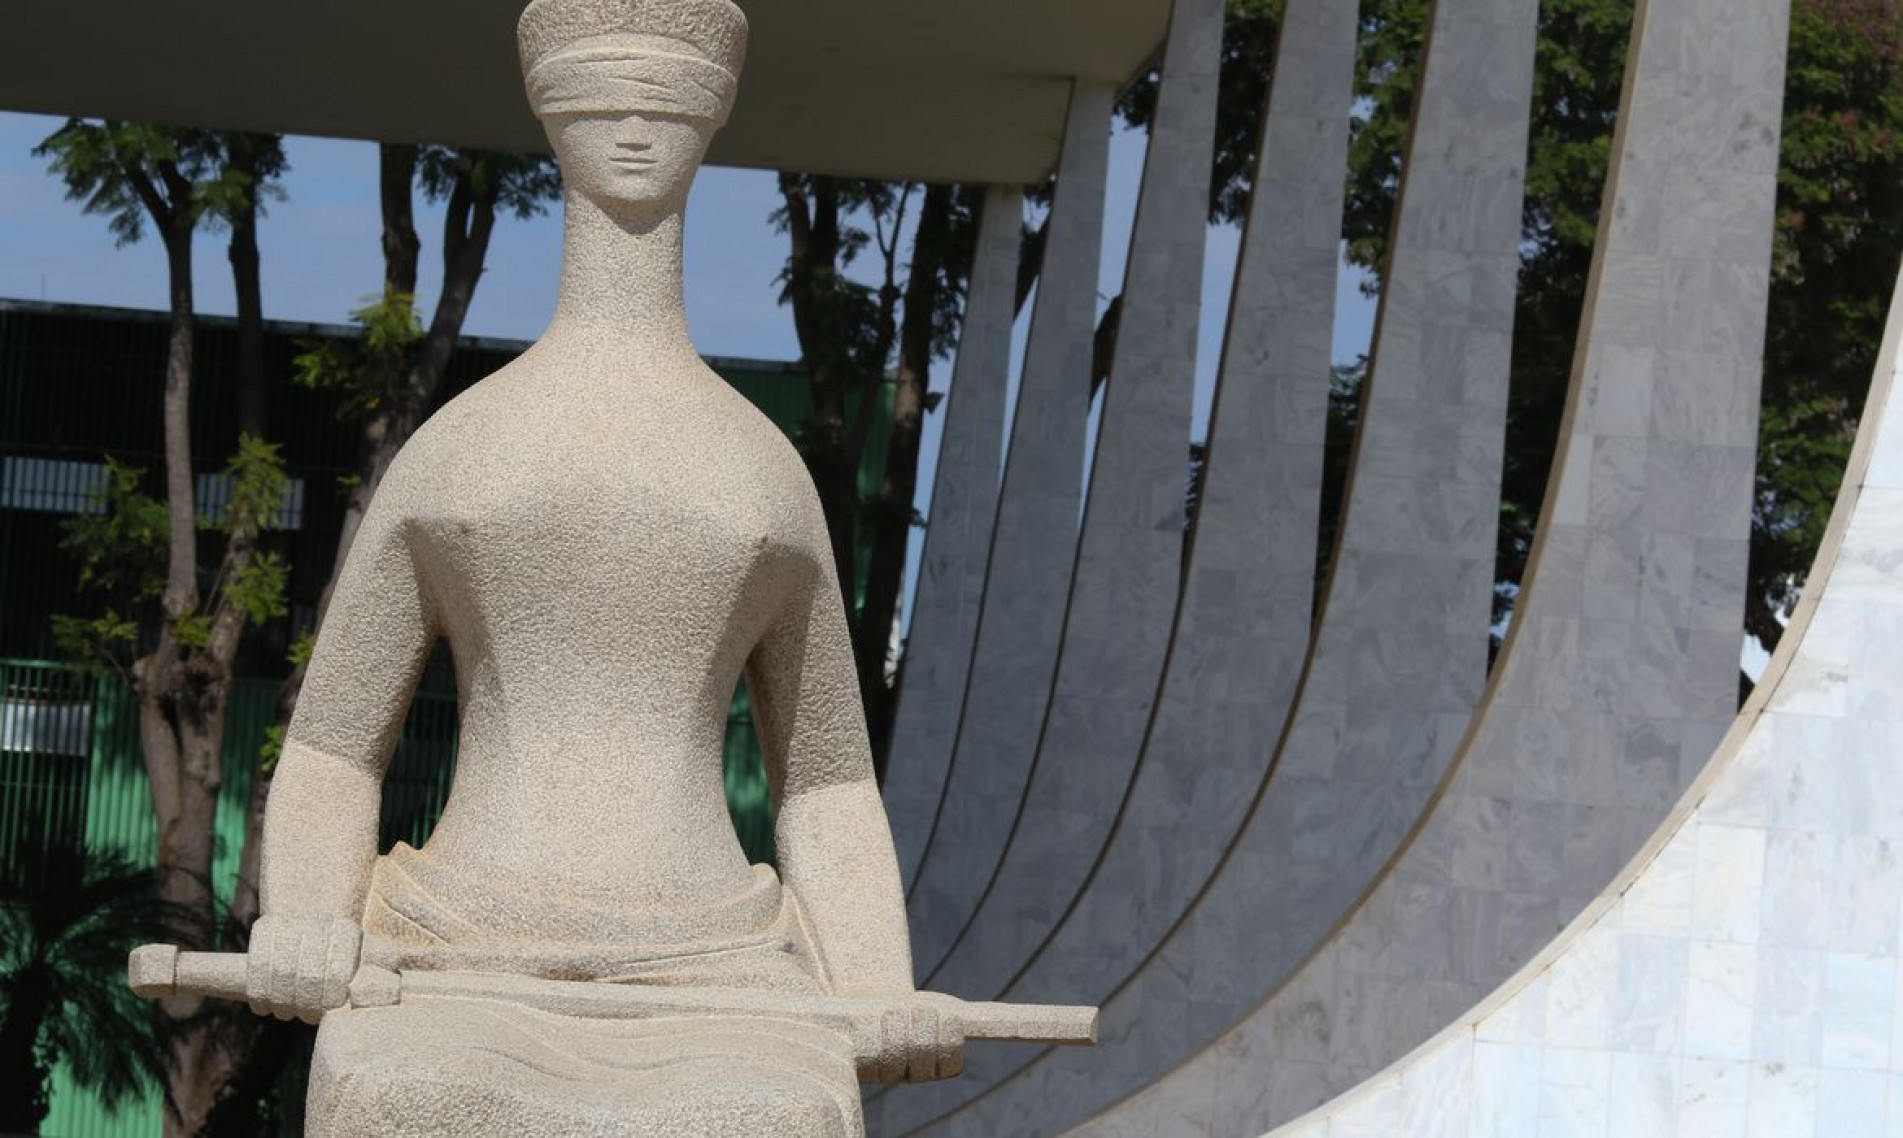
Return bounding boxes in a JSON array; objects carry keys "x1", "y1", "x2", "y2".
[{"x1": 612, "y1": 155, "x2": 658, "y2": 169}]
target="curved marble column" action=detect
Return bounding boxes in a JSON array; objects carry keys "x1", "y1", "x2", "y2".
[
  {"x1": 882, "y1": 184, "x2": 1023, "y2": 881},
  {"x1": 1069, "y1": 0, "x2": 1788, "y2": 1131},
  {"x1": 885, "y1": 83, "x2": 1110, "y2": 891},
  {"x1": 1271, "y1": 252, "x2": 1902, "y2": 1138},
  {"x1": 905, "y1": 0, "x2": 1221, "y2": 976},
  {"x1": 891, "y1": 0, "x2": 1356, "y2": 1123},
  {"x1": 896, "y1": 0, "x2": 1539, "y2": 1132}
]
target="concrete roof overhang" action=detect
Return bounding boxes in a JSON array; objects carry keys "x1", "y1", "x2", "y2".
[{"x1": 0, "y1": 1, "x2": 1167, "y2": 185}]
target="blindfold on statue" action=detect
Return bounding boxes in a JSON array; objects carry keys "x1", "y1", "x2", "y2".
[{"x1": 526, "y1": 43, "x2": 738, "y2": 124}]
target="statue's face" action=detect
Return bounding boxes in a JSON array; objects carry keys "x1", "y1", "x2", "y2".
[{"x1": 544, "y1": 110, "x2": 715, "y2": 217}]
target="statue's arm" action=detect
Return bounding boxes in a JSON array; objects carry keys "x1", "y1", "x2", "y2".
[
  {"x1": 259, "y1": 472, "x2": 437, "y2": 924},
  {"x1": 746, "y1": 543, "x2": 914, "y2": 996}
]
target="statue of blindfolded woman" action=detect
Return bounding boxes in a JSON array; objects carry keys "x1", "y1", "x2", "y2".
[{"x1": 241, "y1": 2, "x2": 966, "y2": 1132}]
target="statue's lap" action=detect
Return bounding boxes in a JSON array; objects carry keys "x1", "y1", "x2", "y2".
[{"x1": 308, "y1": 998, "x2": 862, "y2": 1137}]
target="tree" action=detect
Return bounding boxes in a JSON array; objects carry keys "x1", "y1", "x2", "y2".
[
  {"x1": 1752, "y1": 0, "x2": 1903, "y2": 648},
  {"x1": 0, "y1": 838, "x2": 204, "y2": 1136},
  {"x1": 772, "y1": 175, "x2": 975, "y2": 772},
  {"x1": 36, "y1": 120, "x2": 291, "y2": 1138},
  {"x1": 220, "y1": 132, "x2": 287, "y2": 440}
]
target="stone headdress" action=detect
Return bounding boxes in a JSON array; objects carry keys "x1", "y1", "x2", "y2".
[{"x1": 518, "y1": 0, "x2": 749, "y2": 127}]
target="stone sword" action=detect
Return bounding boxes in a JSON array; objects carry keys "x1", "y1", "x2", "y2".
[{"x1": 128, "y1": 944, "x2": 1096, "y2": 1083}]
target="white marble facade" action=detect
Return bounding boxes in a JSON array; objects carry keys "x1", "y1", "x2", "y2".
[{"x1": 1265, "y1": 259, "x2": 1903, "y2": 1138}]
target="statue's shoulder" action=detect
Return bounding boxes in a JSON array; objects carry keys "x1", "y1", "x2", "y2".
[
  {"x1": 384, "y1": 353, "x2": 545, "y2": 469},
  {"x1": 673, "y1": 362, "x2": 815, "y2": 487}
]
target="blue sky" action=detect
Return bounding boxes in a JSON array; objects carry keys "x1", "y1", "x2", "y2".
[{"x1": 0, "y1": 109, "x2": 1379, "y2": 628}]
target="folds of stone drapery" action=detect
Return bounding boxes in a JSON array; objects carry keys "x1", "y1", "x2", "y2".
[
  {"x1": 882, "y1": 184, "x2": 1023, "y2": 885},
  {"x1": 1060, "y1": 0, "x2": 1789, "y2": 1132},
  {"x1": 882, "y1": 82, "x2": 1110, "y2": 894},
  {"x1": 870, "y1": 1, "x2": 1355, "y2": 1133},
  {"x1": 894, "y1": 0, "x2": 1541, "y2": 1133},
  {"x1": 1273, "y1": 249, "x2": 1893, "y2": 1138},
  {"x1": 904, "y1": 0, "x2": 1223, "y2": 986}
]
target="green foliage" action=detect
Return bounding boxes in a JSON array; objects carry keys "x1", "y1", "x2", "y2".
[
  {"x1": 1753, "y1": 0, "x2": 1903, "y2": 642},
  {"x1": 169, "y1": 613, "x2": 213, "y2": 650},
  {"x1": 222, "y1": 435, "x2": 289, "y2": 535},
  {"x1": 32, "y1": 122, "x2": 287, "y2": 244},
  {"x1": 59, "y1": 459, "x2": 166, "y2": 603},
  {"x1": 49, "y1": 612, "x2": 140, "y2": 673},
  {"x1": 1334, "y1": 0, "x2": 1902, "y2": 646},
  {"x1": 53, "y1": 460, "x2": 165, "y2": 669},
  {"x1": 416, "y1": 148, "x2": 562, "y2": 220},
  {"x1": 293, "y1": 290, "x2": 425, "y2": 420},
  {"x1": 195, "y1": 134, "x2": 290, "y2": 234},
  {"x1": 1342, "y1": 0, "x2": 1431, "y2": 276},
  {"x1": 259, "y1": 724, "x2": 287, "y2": 775},
  {"x1": 285, "y1": 632, "x2": 317, "y2": 671},
  {"x1": 228, "y1": 553, "x2": 289, "y2": 627},
  {"x1": 33, "y1": 121, "x2": 222, "y2": 244},
  {"x1": 0, "y1": 839, "x2": 205, "y2": 1134},
  {"x1": 56, "y1": 440, "x2": 292, "y2": 666},
  {"x1": 215, "y1": 437, "x2": 292, "y2": 630}
]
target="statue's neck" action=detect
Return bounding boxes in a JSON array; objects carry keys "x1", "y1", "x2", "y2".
[{"x1": 545, "y1": 192, "x2": 697, "y2": 364}]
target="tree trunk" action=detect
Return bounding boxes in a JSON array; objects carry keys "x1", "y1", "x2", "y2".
[
  {"x1": 380, "y1": 144, "x2": 421, "y2": 296},
  {"x1": 141, "y1": 652, "x2": 243, "y2": 1138},
  {"x1": 223, "y1": 165, "x2": 268, "y2": 927},
  {"x1": 158, "y1": 223, "x2": 198, "y2": 625},
  {"x1": 1091, "y1": 293, "x2": 1123, "y2": 398},
  {"x1": 140, "y1": 207, "x2": 256, "y2": 1138},
  {"x1": 856, "y1": 184, "x2": 958, "y2": 774},
  {"x1": 226, "y1": 143, "x2": 268, "y2": 442},
  {"x1": 140, "y1": 624, "x2": 246, "y2": 1138},
  {"x1": 777, "y1": 174, "x2": 863, "y2": 615}
]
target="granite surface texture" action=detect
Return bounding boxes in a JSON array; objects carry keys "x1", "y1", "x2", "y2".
[
  {"x1": 886, "y1": 80, "x2": 1110, "y2": 893},
  {"x1": 903, "y1": 0, "x2": 1222, "y2": 983},
  {"x1": 1066, "y1": 0, "x2": 1788, "y2": 1130},
  {"x1": 1265, "y1": 252, "x2": 1903, "y2": 1138}
]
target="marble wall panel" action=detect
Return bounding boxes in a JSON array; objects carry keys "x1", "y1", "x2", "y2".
[
  {"x1": 883, "y1": 82, "x2": 1111, "y2": 891},
  {"x1": 882, "y1": 184, "x2": 1023, "y2": 885},
  {"x1": 1069, "y1": 0, "x2": 1788, "y2": 1131},
  {"x1": 888, "y1": 0, "x2": 1538, "y2": 1131},
  {"x1": 1268, "y1": 254, "x2": 1903, "y2": 1138},
  {"x1": 873, "y1": 0, "x2": 1356, "y2": 1129},
  {"x1": 904, "y1": 0, "x2": 1222, "y2": 977}
]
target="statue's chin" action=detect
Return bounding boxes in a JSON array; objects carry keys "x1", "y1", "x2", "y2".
[{"x1": 574, "y1": 184, "x2": 692, "y2": 226}]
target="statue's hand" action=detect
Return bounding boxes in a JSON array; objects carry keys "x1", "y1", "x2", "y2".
[
  {"x1": 245, "y1": 913, "x2": 362, "y2": 1024},
  {"x1": 876, "y1": 990, "x2": 967, "y2": 1083}
]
